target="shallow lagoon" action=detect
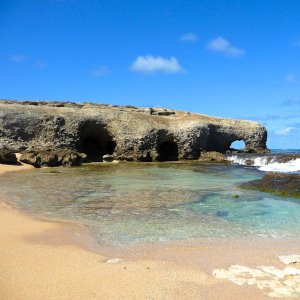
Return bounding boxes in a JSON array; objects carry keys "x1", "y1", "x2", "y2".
[{"x1": 1, "y1": 162, "x2": 300, "y2": 247}]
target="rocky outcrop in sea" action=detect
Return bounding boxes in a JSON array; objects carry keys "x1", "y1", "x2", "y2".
[
  {"x1": 241, "y1": 173, "x2": 300, "y2": 198},
  {"x1": 0, "y1": 100, "x2": 268, "y2": 166}
]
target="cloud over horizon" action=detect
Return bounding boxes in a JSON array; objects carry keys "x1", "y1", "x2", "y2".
[
  {"x1": 130, "y1": 55, "x2": 184, "y2": 74},
  {"x1": 206, "y1": 37, "x2": 245, "y2": 57},
  {"x1": 180, "y1": 33, "x2": 198, "y2": 42},
  {"x1": 275, "y1": 127, "x2": 294, "y2": 135}
]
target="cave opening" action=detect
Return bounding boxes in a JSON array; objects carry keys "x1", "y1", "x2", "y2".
[
  {"x1": 78, "y1": 124, "x2": 116, "y2": 162},
  {"x1": 157, "y1": 141, "x2": 179, "y2": 162},
  {"x1": 80, "y1": 135, "x2": 116, "y2": 162}
]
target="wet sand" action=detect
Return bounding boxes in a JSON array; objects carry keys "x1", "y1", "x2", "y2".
[
  {"x1": 0, "y1": 163, "x2": 33, "y2": 174},
  {"x1": 0, "y1": 164, "x2": 298, "y2": 299}
]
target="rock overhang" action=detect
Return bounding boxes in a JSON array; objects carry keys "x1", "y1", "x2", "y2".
[{"x1": 0, "y1": 99, "x2": 268, "y2": 162}]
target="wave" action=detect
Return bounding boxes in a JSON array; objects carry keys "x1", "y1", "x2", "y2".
[{"x1": 227, "y1": 155, "x2": 300, "y2": 173}]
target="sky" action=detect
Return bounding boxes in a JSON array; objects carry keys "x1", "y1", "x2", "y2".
[{"x1": 1, "y1": 0, "x2": 300, "y2": 149}]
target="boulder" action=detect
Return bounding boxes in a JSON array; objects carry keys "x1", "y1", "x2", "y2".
[
  {"x1": 102, "y1": 154, "x2": 114, "y2": 162},
  {"x1": 19, "y1": 150, "x2": 86, "y2": 168},
  {"x1": 245, "y1": 159, "x2": 254, "y2": 166},
  {"x1": 57, "y1": 150, "x2": 87, "y2": 166},
  {"x1": 199, "y1": 151, "x2": 227, "y2": 162}
]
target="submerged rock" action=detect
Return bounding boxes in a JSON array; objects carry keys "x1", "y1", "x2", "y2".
[
  {"x1": 241, "y1": 173, "x2": 300, "y2": 198},
  {"x1": 19, "y1": 150, "x2": 86, "y2": 168},
  {"x1": 276, "y1": 155, "x2": 300, "y2": 163},
  {"x1": 0, "y1": 148, "x2": 18, "y2": 165}
]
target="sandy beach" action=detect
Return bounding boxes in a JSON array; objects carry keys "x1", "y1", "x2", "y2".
[{"x1": 0, "y1": 164, "x2": 298, "y2": 299}]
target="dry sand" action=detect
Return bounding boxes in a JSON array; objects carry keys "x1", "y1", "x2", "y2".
[{"x1": 0, "y1": 164, "x2": 296, "y2": 299}]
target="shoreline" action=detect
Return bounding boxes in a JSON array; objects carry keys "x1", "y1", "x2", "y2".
[{"x1": 0, "y1": 164, "x2": 299, "y2": 299}]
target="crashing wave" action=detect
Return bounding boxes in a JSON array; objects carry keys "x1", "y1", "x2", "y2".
[{"x1": 227, "y1": 155, "x2": 300, "y2": 173}]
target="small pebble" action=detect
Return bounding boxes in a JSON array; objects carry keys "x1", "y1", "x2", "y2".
[{"x1": 106, "y1": 258, "x2": 121, "y2": 264}]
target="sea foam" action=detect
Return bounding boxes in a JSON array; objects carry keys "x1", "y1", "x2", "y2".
[{"x1": 227, "y1": 155, "x2": 300, "y2": 173}]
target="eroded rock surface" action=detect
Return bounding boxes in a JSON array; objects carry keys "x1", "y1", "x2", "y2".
[
  {"x1": 198, "y1": 151, "x2": 227, "y2": 162},
  {"x1": 19, "y1": 150, "x2": 86, "y2": 168},
  {"x1": 0, "y1": 100, "x2": 268, "y2": 162}
]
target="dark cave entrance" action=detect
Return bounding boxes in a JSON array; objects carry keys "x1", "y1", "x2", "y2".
[
  {"x1": 78, "y1": 123, "x2": 116, "y2": 162},
  {"x1": 157, "y1": 141, "x2": 179, "y2": 162},
  {"x1": 81, "y1": 136, "x2": 101, "y2": 161},
  {"x1": 80, "y1": 135, "x2": 116, "y2": 162}
]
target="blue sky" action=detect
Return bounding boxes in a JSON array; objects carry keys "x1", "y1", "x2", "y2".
[{"x1": 1, "y1": 0, "x2": 300, "y2": 149}]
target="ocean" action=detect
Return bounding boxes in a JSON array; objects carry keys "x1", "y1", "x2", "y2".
[{"x1": 0, "y1": 150, "x2": 299, "y2": 248}]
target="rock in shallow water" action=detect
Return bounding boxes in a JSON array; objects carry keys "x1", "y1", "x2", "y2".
[
  {"x1": 240, "y1": 173, "x2": 300, "y2": 198},
  {"x1": 198, "y1": 151, "x2": 227, "y2": 162}
]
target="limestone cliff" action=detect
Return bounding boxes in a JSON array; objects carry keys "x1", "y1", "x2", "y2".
[{"x1": 0, "y1": 100, "x2": 268, "y2": 162}]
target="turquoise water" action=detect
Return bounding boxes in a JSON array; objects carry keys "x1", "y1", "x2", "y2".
[{"x1": 0, "y1": 163, "x2": 299, "y2": 246}]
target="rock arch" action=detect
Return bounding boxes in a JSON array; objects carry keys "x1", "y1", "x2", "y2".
[
  {"x1": 77, "y1": 120, "x2": 116, "y2": 162},
  {"x1": 230, "y1": 140, "x2": 246, "y2": 151}
]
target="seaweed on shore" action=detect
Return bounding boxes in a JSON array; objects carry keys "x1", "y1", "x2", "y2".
[{"x1": 240, "y1": 173, "x2": 300, "y2": 198}]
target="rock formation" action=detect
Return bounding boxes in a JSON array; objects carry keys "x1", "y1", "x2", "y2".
[
  {"x1": 241, "y1": 173, "x2": 300, "y2": 198},
  {"x1": 0, "y1": 100, "x2": 268, "y2": 163},
  {"x1": 198, "y1": 151, "x2": 227, "y2": 162},
  {"x1": 0, "y1": 147, "x2": 18, "y2": 165},
  {"x1": 19, "y1": 150, "x2": 86, "y2": 168}
]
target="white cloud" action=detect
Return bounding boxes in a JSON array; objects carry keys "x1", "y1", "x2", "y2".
[
  {"x1": 180, "y1": 33, "x2": 198, "y2": 42},
  {"x1": 284, "y1": 73, "x2": 297, "y2": 84},
  {"x1": 9, "y1": 54, "x2": 30, "y2": 63},
  {"x1": 90, "y1": 65, "x2": 109, "y2": 76},
  {"x1": 206, "y1": 37, "x2": 245, "y2": 57},
  {"x1": 275, "y1": 127, "x2": 293, "y2": 135},
  {"x1": 130, "y1": 55, "x2": 184, "y2": 74}
]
